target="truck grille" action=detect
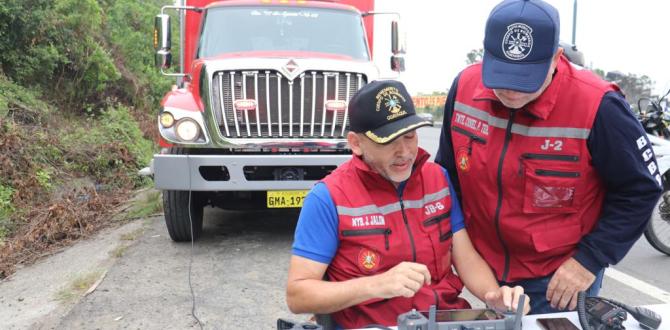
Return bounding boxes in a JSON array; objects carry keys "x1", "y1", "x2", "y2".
[{"x1": 211, "y1": 70, "x2": 367, "y2": 138}]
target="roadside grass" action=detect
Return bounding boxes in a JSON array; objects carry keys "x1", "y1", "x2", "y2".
[
  {"x1": 55, "y1": 270, "x2": 104, "y2": 302},
  {"x1": 120, "y1": 227, "x2": 145, "y2": 241},
  {"x1": 126, "y1": 190, "x2": 162, "y2": 220},
  {"x1": 110, "y1": 244, "x2": 129, "y2": 258}
]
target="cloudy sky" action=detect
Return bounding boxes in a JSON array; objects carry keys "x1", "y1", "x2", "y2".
[{"x1": 373, "y1": 0, "x2": 670, "y2": 96}]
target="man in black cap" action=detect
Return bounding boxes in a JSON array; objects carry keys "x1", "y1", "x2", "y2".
[
  {"x1": 286, "y1": 80, "x2": 528, "y2": 329},
  {"x1": 435, "y1": 0, "x2": 662, "y2": 314}
]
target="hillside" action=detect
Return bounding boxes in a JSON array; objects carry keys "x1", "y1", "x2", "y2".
[{"x1": 0, "y1": 0, "x2": 170, "y2": 278}]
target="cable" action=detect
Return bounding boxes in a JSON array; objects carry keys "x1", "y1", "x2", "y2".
[
  {"x1": 577, "y1": 291, "x2": 591, "y2": 330},
  {"x1": 187, "y1": 153, "x2": 204, "y2": 330}
]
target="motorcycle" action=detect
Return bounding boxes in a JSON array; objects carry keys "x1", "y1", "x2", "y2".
[{"x1": 639, "y1": 89, "x2": 670, "y2": 256}]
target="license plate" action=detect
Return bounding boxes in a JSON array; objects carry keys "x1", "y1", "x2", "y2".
[{"x1": 267, "y1": 190, "x2": 308, "y2": 208}]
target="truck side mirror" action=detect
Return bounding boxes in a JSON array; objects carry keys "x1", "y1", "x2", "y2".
[
  {"x1": 391, "y1": 55, "x2": 405, "y2": 72},
  {"x1": 154, "y1": 14, "x2": 172, "y2": 69},
  {"x1": 391, "y1": 20, "x2": 406, "y2": 72}
]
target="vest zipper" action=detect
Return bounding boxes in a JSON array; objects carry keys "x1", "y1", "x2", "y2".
[
  {"x1": 521, "y1": 153, "x2": 579, "y2": 161},
  {"x1": 535, "y1": 169, "x2": 581, "y2": 178},
  {"x1": 517, "y1": 153, "x2": 580, "y2": 175},
  {"x1": 399, "y1": 197, "x2": 417, "y2": 262},
  {"x1": 341, "y1": 228, "x2": 392, "y2": 250},
  {"x1": 422, "y1": 210, "x2": 451, "y2": 226},
  {"x1": 452, "y1": 125, "x2": 487, "y2": 155},
  {"x1": 495, "y1": 109, "x2": 516, "y2": 282}
]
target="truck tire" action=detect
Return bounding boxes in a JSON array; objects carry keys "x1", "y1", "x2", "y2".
[
  {"x1": 162, "y1": 147, "x2": 204, "y2": 242},
  {"x1": 163, "y1": 190, "x2": 204, "y2": 242}
]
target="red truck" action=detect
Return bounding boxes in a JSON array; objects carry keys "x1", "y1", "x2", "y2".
[{"x1": 151, "y1": 0, "x2": 404, "y2": 241}]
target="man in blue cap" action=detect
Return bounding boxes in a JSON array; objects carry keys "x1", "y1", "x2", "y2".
[{"x1": 435, "y1": 0, "x2": 662, "y2": 314}]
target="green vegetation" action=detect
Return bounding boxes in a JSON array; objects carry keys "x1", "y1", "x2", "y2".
[
  {"x1": 55, "y1": 270, "x2": 105, "y2": 302},
  {"x1": 125, "y1": 190, "x2": 163, "y2": 220},
  {"x1": 110, "y1": 244, "x2": 130, "y2": 258},
  {"x1": 0, "y1": 0, "x2": 170, "y2": 277},
  {"x1": 0, "y1": 184, "x2": 15, "y2": 242}
]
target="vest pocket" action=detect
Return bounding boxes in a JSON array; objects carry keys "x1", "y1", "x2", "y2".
[
  {"x1": 520, "y1": 154, "x2": 582, "y2": 214},
  {"x1": 341, "y1": 228, "x2": 392, "y2": 250},
  {"x1": 421, "y1": 210, "x2": 453, "y2": 279},
  {"x1": 531, "y1": 223, "x2": 582, "y2": 253},
  {"x1": 423, "y1": 210, "x2": 453, "y2": 242}
]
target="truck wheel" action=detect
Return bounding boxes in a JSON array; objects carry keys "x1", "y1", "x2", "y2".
[{"x1": 163, "y1": 190, "x2": 204, "y2": 242}]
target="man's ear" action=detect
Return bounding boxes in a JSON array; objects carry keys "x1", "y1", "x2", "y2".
[
  {"x1": 347, "y1": 132, "x2": 363, "y2": 156},
  {"x1": 553, "y1": 47, "x2": 564, "y2": 64}
]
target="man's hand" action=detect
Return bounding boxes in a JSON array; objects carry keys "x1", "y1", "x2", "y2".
[
  {"x1": 484, "y1": 286, "x2": 530, "y2": 315},
  {"x1": 546, "y1": 257, "x2": 596, "y2": 310},
  {"x1": 370, "y1": 261, "x2": 431, "y2": 299}
]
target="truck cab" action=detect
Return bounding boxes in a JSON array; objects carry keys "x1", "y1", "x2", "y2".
[{"x1": 152, "y1": 0, "x2": 404, "y2": 241}]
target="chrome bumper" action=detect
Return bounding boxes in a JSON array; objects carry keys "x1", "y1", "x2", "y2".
[{"x1": 153, "y1": 153, "x2": 350, "y2": 191}]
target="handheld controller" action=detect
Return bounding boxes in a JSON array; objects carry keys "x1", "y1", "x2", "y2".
[
  {"x1": 276, "y1": 318, "x2": 323, "y2": 330},
  {"x1": 397, "y1": 295, "x2": 525, "y2": 330}
]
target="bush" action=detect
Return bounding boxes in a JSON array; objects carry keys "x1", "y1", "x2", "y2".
[
  {"x1": 0, "y1": 74, "x2": 52, "y2": 123},
  {"x1": 105, "y1": 0, "x2": 174, "y2": 110},
  {"x1": 0, "y1": 0, "x2": 122, "y2": 111},
  {"x1": 0, "y1": 184, "x2": 15, "y2": 242},
  {"x1": 60, "y1": 105, "x2": 153, "y2": 188},
  {"x1": 0, "y1": 0, "x2": 172, "y2": 113}
]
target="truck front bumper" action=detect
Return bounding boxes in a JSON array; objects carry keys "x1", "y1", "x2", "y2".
[{"x1": 153, "y1": 153, "x2": 350, "y2": 191}]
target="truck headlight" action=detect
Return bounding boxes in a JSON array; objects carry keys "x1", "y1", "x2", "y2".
[
  {"x1": 159, "y1": 112, "x2": 175, "y2": 128},
  {"x1": 175, "y1": 118, "x2": 200, "y2": 142}
]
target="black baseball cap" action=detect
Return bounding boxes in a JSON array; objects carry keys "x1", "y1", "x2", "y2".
[{"x1": 348, "y1": 80, "x2": 431, "y2": 144}]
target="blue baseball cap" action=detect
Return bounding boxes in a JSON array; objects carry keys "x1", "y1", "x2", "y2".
[{"x1": 482, "y1": 0, "x2": 560, "y2": 93}]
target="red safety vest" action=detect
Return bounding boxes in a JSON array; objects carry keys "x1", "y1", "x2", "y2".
[
  {"x1": 451, "y1": 56, "x2": 617, "y2": 282},
  {"x1": 323, "y1": 148, "x2": 470, "y2": 328}
]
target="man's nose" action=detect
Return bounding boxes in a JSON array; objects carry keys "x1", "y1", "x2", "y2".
[{"x1": 394, "y1": 138, "x2": 412, "y2": 155}]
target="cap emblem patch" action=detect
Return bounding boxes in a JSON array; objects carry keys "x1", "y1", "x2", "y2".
[
  {"x1": 502, "y1": 23, "x2": 533, "y2": 60},
  {"x1": 375, "y1": 86, "x2": 407, "y2": 121}
]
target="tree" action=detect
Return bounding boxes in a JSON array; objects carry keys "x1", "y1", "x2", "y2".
[
  {"x1": 466, "y1": 48, "x2": 484, "y2": 65},
  {"x1": 604, "y1": 71, "x2": 654, "y2": 113}
]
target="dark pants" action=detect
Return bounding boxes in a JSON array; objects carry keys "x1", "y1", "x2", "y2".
[{"x1": 499, "y1": 268, "x2": 605, "y2": 314}]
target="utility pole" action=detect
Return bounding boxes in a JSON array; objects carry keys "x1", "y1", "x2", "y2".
[{"x1": 572, "y1": 0, "x2": 577, "y2": 45}]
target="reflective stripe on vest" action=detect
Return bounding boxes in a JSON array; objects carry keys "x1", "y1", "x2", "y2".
[
  {"x1": 336, "y1": 187, "x2": 450, "y2": 216},
  {"x1": 455, "y1": 101, "x2": 591, "y2": 139}
]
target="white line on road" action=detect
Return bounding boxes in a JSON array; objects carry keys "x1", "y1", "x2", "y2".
[{"x1": 605, "y1": 268, "x2": 670, "y2": 303}]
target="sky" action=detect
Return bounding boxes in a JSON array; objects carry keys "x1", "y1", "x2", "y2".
[{"x1": 372, "y1": 0, "x2": 670, "y2": 96}]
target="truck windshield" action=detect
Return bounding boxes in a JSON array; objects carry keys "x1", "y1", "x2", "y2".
[{"x1": 198, "y1": 6, "x2": 369, "y2": 60}]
